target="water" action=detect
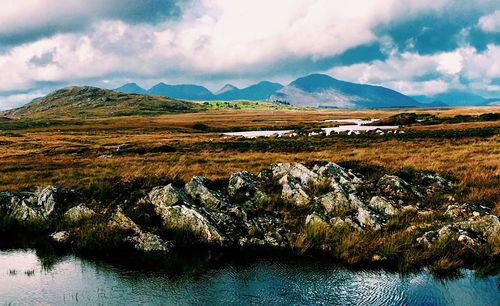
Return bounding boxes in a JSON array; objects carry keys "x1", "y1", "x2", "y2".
[
  {"x1": 1, "y1": 249, "x2": 499, "y2": 305},
  {"x1": 222, "y1": 118, "x2": 399, "y2": 138}
]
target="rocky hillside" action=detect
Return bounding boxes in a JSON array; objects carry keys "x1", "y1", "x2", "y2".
[
  {"x1": 1, "y1": 86, "x2": 204, "y2": 119},
  {"x1": 1, "y1": 162, "x2": 498, "y2": 272}
]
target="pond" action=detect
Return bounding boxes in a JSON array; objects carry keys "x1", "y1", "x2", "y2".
[
  {"x1": 222, "y1": 118, "x2": 399, "y2": 138},
  {"x1": 1, "y1": 249, "x2": 498, "y2": 305}
]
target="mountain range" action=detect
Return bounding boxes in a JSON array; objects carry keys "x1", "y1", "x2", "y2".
[
  {"x1": 411, "y1": 91, "x2": 500, "y2": 106},
  {"x1": 115, "y1": 74, "x2": 498, "y2": 108}
]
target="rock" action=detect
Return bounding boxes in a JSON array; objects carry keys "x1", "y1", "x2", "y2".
[
  {"x1": 149, "y1": 184, "x2": 194, "y2": 209},
  {"x1": 126, "y1": 232, "x2": 174, "y2": 252},
  {"x1": 454, "y1": 215, "x2": 500, "y2": 239},
  {"x1": 109, "y1": 208, "x2": 141, "y2": 232},
  {"x1": 185, "y1": 176, "x2": 229, "y2": 210},
  {"x1": 50, "y1": 231, "x2": 71, "y2": 243},
  {"x1": 458, "y1": 234, "x2": 476, "y2": 246},
  {"x1": 271, "y1": 163, "x2": 319, "y2": 186},
  {"x1": 305, "y1": 213, "x2": 329, "y2": 228},
  {"x1": 279, "y1": 175, "x2": 311, "y2": 206},
  {"x1": 330, "y1": 217, "x2": 362, "y2": 231},
  {"x1": 157, "y1": 204, "x2": 226, "y2": 244},
  {"x1": 228, "y1": 171, "x2": 265, "y2": 203},
  {"x1": 313, "y1": 162, "x2": 361, "y2": 191},
  {"x1": 242, "y1": 214, "x2": 288, "y2": 247},
  {"x1": 319, "y1": 183, "x2": 351, "y2": 214},
  {"x1": 350, "y1": 194, "x2": 383, "y2": 230},
  {"x1": 64, "y1": 204, "x2": 96, "y2": 222},
  {"x1": 377, "y1": 175, "x2": 415, "y2": 199},
  {"x1": 0, "y1": 186, "x2": 66, "y2": 224},
  {"x1": 109, "y1": 208, "x2": 173, "y2": 252},
  {"x1": 368, "y1": 196, "x2": 398, "y2": 216}
]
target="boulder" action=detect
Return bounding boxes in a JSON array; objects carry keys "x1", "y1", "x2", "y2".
[
  {"x1": 350, "y1": 194, "x2": 383, "y2": 230},
  {"x1": 50, "y1": 231, "x2": 71, "y2": 243},
  {"x1": 377, "y1": 175, "x2": 416, "y2": 199},
  {"x1": 157, "y1": 204, "x2": 226, "y2": 244},
  {"x1": 368, "y1": 196, "x2": 398, "y2": 216},
  {"x1": 148, "y1": 184, "x2": 194, "y2": 208},
  {"x1": 109, "y1": 208, "x2": 173, "y2": 252},
  {"x1": 271, "y1": 163, "x2": 319, "y2": 186},
  {"x1": 319, "y1": 182, "x2": 351, "y2": 214},
  {"x1": 126, "y1": 232, "x2": 174, "y2": 252},
  {"x1": 241, "y1": 214, "x2": 288, "y2": 247},
  {"x1": 279, "y1": 175, "x2": 310, "y2": 206},
  {"x1": 228, "y1": 171, "x2": 265, "y2": 204},
  {"x1": 185, "y1": 176, "x2": 230, "y2": 210},
  {"x1": 0, "y1": 186, "x2": 66, "y2": 224},
  {"x1": 313, "y1": 162, "x2": 361, "y2": 191},
  {"x1": 64, "y1": 204, "x2": 96, "y2": 222}
]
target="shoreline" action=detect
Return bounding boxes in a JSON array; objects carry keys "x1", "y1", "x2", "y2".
[{"x1": 1, "y1": 162, "x2": 499, "y2": 275}]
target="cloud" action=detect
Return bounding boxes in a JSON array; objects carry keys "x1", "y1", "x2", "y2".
[
  {"x1": 478, "y1": 10, "x2": 500, "y2": 33},
  {"x1": 327, "y1": 45, "x2": 500, "y2": 96},
  {"x1": 0, "y1": 0, "x2": 182, "y2": 47},
  {"x1": 0, "y1": 0, "x2": 499, "y2": 109},
  {"x1": 0, "y1": 91, "x2": 44, "y2": 111}
]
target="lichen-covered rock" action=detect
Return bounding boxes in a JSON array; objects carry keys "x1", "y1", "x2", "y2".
[
  {"x1": 185, "y1": 176, "x2": 230, "y2": 210},
  {"x1": 368, "y1": 196, "x2": 398, "y2": 216},
  {"x1": 305, "y1": 213, "x2": 329, "y2": 228},
  {"x1": 279, "y1": 175, "x2": 310, "y2": 206},
  {"x1": 50, "y1": 231, "x2": 71, "y2": 243},
  {"x1": 0, "y1": 186, "x2": 66, "y2": 224},
  {"x1": 377, "y1": 175, "x2": 415, "y2": 199},
  {"x1": 330, "y1": 217, "x2": 362, "y2": 231},
  {"x1": 64, "y1": 204, "x2": 96, "y2": 222},
  {"x1": 242, "y1": 214, "x2": 288, "y2": 247},
  {"x1": 314, "y1": 162, "x2": 361, "y2": 191},
  {"x1": 228, "y1": 171, "x2": 265, "y2": 205},
  {"x1": 350, "y1": 194, "x2": 383, "y2": 230},
  {"x1": 109, "y1": 208, "x2": 173, "y2": 252},
  {"x1": 148, "y1": 184, "x2": 194, "y2": 208},
  {"x1": 158, "y1": 204, "x2": 226, "y2": 244},
  {"x1": 319, "y1": 183, "x2": 351, "y2": 214},
  {"x1": 271, "y1": 163, "x2": 319, "y2": 186},
  {"x1": 126, "y1": 232, "x2": 174, "y2": 252}
]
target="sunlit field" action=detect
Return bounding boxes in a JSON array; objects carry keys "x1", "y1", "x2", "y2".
[{"x1": 1, "y1": 106, "x2": 498, "y2": 214}]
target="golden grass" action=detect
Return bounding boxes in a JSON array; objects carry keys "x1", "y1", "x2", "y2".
[{"x1": 0, "y1": 107, "x2": 499, "y2": 212}]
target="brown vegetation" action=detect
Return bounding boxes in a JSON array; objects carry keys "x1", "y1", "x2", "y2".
[{"x1": 0, "y1": 107, "x2": 499, "y2": 214}]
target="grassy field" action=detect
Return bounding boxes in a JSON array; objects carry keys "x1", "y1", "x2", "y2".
[{"x1": 1, "y1": 106, "x2": 499, "y2": 214}]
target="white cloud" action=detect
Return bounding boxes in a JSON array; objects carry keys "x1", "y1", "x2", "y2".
[
  {"x1": 0, "y1": 91, "x2": 45, "y2": 111},
  {"x1": 0, "y1": 0, "x2": 454, "y2": 94},
  {"x1": 478, "y1": 10, "x2": 500, "y2": 33},
  {"x1": 327, "y1": 45, "x2": 499, "y2": 95}
]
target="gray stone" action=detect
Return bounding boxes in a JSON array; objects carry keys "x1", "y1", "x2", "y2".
[
  {"x1": 271, "y1": 163, "x2": 319, "y2": 186},
  {"x1": 185, "y1": 176, "x2": 229, "y2": 210},
  {"x1": 50, "y1": 231, "x2": 71, "y2": 243},
  {"x1": 64, "y1": 204, "x2": 96, "y2": 222},
  {"x1": 368, "y1": 196, "x2": 398, "y2": 216},
  {"x1": 319, "y1": 182, "x2": 351, "y2": 214},
  {"x1": 279, "y1": 175, "x2": 310, "y2": 206}
]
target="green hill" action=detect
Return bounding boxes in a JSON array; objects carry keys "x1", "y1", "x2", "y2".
[{"x1": 1, "y1": 86, "x2": 204, "y2": 119}]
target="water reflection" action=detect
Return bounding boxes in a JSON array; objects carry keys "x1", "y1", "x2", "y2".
[{"x1": 1, "y1": 249, "x2": 499, "y2": 305}]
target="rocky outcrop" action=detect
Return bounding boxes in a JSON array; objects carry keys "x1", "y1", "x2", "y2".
[
  {"x1": 1, "y1": 162, "x2": 498, "y2": 269},
  {"x1": 64, "y1": 204, "x2": 96, "y2": 222},
  {"x1": 109, "y1": 208, "x2": 173, "y2": 252},
  {"x1": 0, "y1": 186, "x2": 67, "y2": 224}
]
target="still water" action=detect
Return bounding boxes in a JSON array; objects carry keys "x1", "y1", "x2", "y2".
[{"x1": 0, "y1": 249, "x2": 498, "y2": 305}]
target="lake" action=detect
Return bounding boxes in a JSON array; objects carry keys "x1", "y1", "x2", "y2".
[{"x1": 1, "y1": 249, "x2": 499, "y2": 305}]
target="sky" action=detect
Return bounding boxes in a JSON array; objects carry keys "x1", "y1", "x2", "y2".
[{"x1": 0, "y1": 0, "x2": 499, "y2": 110}]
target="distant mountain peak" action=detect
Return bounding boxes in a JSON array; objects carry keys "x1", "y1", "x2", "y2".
[
  {"x1": 215, "y1": 84, "x2": 238, "y2": 95},
  {"x1": 114, "y1": 83, "x2": 146, "y2": 94}
]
